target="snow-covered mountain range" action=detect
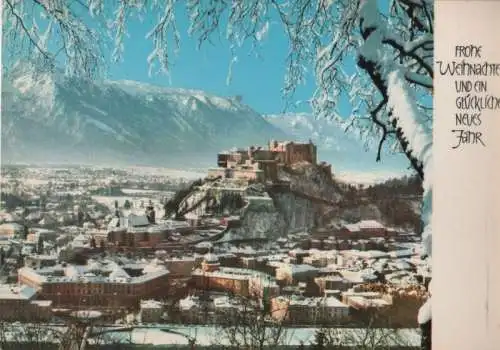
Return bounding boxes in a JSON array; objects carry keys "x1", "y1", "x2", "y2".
[
  {"x1": 1, "y1": 64, "x2": 286, "y2": 167},
  {"x1": 1, "y1": 63, "x2": 410, "y2": 182}
]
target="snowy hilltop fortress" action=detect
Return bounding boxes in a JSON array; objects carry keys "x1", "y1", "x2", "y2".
[{"x1": 208, "y1": 139, "x2": 331, "y2": 183}]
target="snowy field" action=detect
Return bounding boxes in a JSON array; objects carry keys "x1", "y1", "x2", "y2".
[
  {"x1": 1, "y1": 324, "x2": 421, "y2": 347},
  {"x1": 21, "y1": 178, "x2": 51, "y2": 186},
  {"x1": 123, "y1": 166, "x2": 206, "y2": 180},
  {"x1": 335, "y1": 170, "x2": 412, "y2": 186},
  {"x1": 99, "y1": 325, "x2": 421, "y2": 347},
  {"x1": 91, "y1": 196, "x2": 167, "y2": 216},
  {"x1": 121, "y1": 189, "x2": 166, "y2": 195}
]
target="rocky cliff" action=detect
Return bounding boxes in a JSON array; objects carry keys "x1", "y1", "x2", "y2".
[
  {"x1": 222, "y1": 195, "x2": 287, "y2": 241},
  {"x1": 176, "y1": 163, "x2": 341, "y2": 241}
]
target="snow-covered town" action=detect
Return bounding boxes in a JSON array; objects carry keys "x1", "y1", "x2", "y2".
[
  {"x1": 1, "y1": 0, "x2": 434, "y2": 349},
  {"x1": 0, "y1": 140, "x2": 430, "y2": 349}
]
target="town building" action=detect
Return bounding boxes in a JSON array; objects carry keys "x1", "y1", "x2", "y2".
[
  {"x1": 353, "y1": 283, "x2": 427, "y2": 327},
  {"x1": 288, "y1": 248, "x2": 310, "y2": 264},
  {"x1": 0, "y1": 284, "x2": 52, "y2": 321},
  {"x1": 212, "y1": 295, "x2": 239, "y2": 321},
  {"x1": 17, "y1": 259, "x2": 170, "y2": 310},
  {"x1": 191, "y1": 254, "x2": 279, "y2": 299},
  {"x1": 107, "y1": 209, "x2": 170, "y2": 248},
  {"x1": 140, "y1": 299, "x2": 164, "y2": 323},
  {"x1": 341, "y1": 290, "x2": 392, "y2": 325},
  {"x1": 314, "y1": 275, "x2": 348, "y2": 295},
  {"x1": 337, "y1": 220, "x2": 390, "y2": 240},
  {"x1": 24, "y1": 254, "x2": 58, "y2": 270},
  {"x1": 164, "y1": 256, "x2": 199, "y2": 278},
  {"x1": 382, "y1": 290, "x2": 427, "y2": 328},
  {"x1": 271, "y1": 295, "x2": 350, "y2": 325},
  {"x1": 0, "y1": 222, "x2": 24, "y2": 239},
  {"x1": 178, "y1": 295, "x2": 202, "y2": 323},
  {"x1": 275, "y1": 263, "x2": 319, "y2": 285}
]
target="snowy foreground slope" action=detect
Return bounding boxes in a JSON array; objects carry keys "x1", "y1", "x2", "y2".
[{"x1": 0, "y1": 324, "x2": 421, "y2": 347}]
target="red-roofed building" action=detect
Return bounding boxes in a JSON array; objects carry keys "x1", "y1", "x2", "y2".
[{"x1": 337, "y1": 220, "x2": 388, "y2": 240}]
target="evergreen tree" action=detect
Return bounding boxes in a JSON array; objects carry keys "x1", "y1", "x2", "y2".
[
  {"x1": 313, "y1": 330, "x2": 326, "y2": 350},
  {"x1": 40, "y1": 196, "x2": 47, "y2": 211},
  {"x1": 124, "y1": 200, "x2": 132, "y2": 209},
  {"x1": 67, "y1": 251, "x2": 88, "y2": 265},
  {"x1": 421, "y1": 319, "x2": 432, "y2": 350},
  {"x1": 77, "y1": 210, "x2": 85, "y2": 227},
  {"x1": 163, "y1": 187, "x2": 192, "y2": 218},
  {"x1": 1, "y1": 193, "x2": 24, "y2": 211},
  {"x1": 23, "y1": 225, "x2": 29, "y2": 240},
  {"x1": 17, "y1": 254, "x2": 24, "y2": 267},
  {"x1": 90, "y1": 236, "x2": 97, "y2": 249},
  {"x1": 38, "y1": 237, "x2": 44, "y2": 254}
]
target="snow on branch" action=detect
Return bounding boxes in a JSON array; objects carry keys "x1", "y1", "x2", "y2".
[
  {"x1": 405, "y1": 71, "x2": 433, "y2": 89},
  {"x1": 382, "y1": 35, "x2": 433, "y2": 78},
  {"x1": 386, "y1": 70, "x2": 432, "y2": 179},
  {"x1": 356, "y1": 0, "x2": 433, "y2": 263},
  {"x1": 385, "y1": 66, "x2": 433, "y2": 272},
  {"x1": 3, "y1": 0, "x2": 182, "y2": 78},
  {"x1": 145, "y1": 0, "x2": 180, "y2": 76},
  {"x1": 397, "y1": 102, "x2": 432, "y2": 258},
  {"x1": 3, "y1": 0, "x2": 106, "y2": 78}
]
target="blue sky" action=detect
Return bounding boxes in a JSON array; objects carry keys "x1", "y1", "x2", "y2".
[
  {"x1": 106, "y1": 6, "x2": 315, "y2": 115},
  {"x1": 106, "y1": 0, "x2": 391, "y2": 115}
]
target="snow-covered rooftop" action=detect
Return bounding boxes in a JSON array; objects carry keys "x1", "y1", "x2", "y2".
[
  {"x1": 18, "y1": 259, "x2": 169, "y2": 285},
  {"x1": 192, "y1": 266, "x2": 274, "y2": 282},
  {"x1": 277, "y1": 295, "x2": 349, "y2": 308},
  {"x1": 179, "y1": 295, "x2": 200, "y2": 310},
  {"x1": 343, "y1": 220, "x2": 386, "y2": 232},
  {"x1": 358, "y1": 220, "x2": 385, "y2": 229},
  {"x1": 141, "y1": 299, "x2": 163, "y2": 309},
  {"x1": 0, "y1": 284, "x2": 37, "y2": 300},
  {"x1": 278, "y1": 263, "x2": 319, "y2": 275},
  {"x1": 203, "y1": 253, "x2": 219, "y2": 263}
]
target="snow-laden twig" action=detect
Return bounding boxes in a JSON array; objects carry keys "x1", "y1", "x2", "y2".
[{"x1": 386, "y1": 69, "x2": 432, "y2": 259}]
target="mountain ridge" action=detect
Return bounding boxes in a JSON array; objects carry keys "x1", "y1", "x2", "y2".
[{"x1": 1, "y1": 64, "x2": 287, "y2": 167}]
